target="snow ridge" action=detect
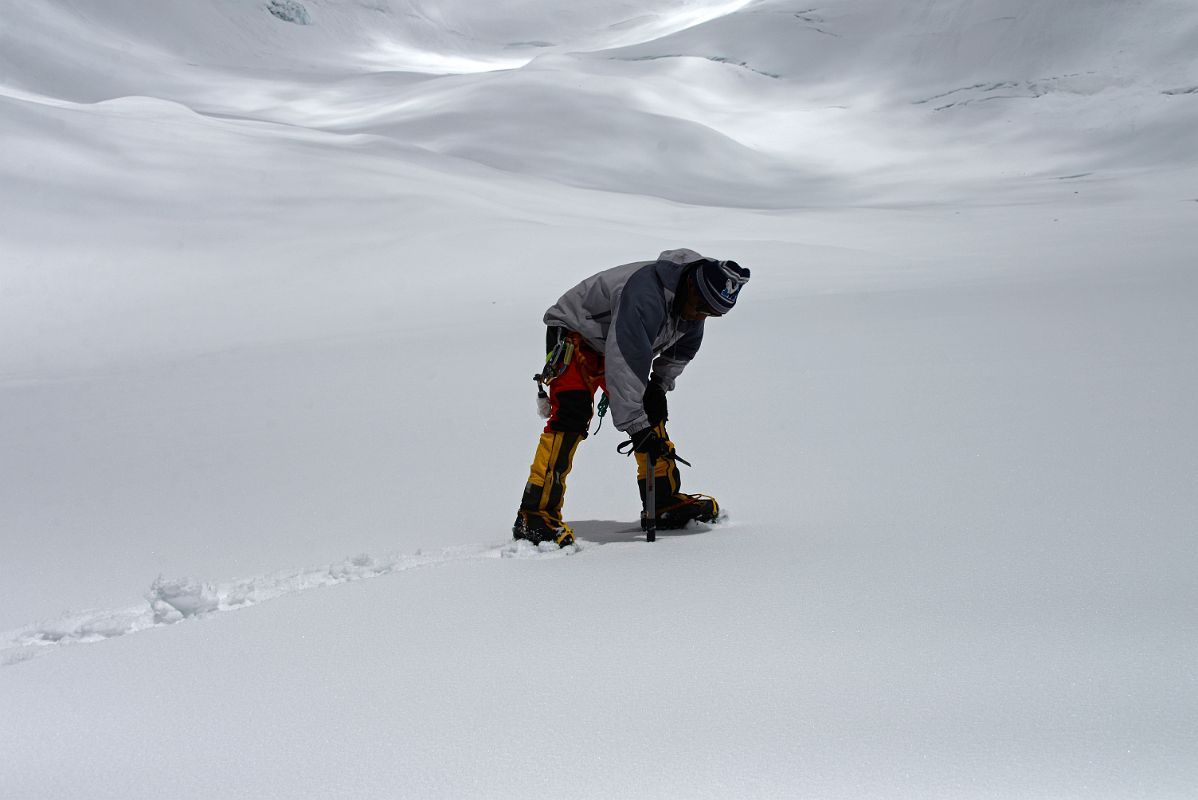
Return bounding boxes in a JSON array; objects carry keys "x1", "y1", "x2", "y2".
[{"x1": 0, "y1": 539, "x2": 585, "y2": 666}]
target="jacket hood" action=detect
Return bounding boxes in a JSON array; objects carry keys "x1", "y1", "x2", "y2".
[
  {"x1": 654, "y1": 248, "x2": 711, "y2": 296},
  {"x1": 657, "y1": 248, "x2": 710, "y2": 267}
]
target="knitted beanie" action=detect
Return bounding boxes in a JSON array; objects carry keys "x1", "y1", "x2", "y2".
[{"x1": 694, "y1": 259, "x2": 750, "y2": 315}]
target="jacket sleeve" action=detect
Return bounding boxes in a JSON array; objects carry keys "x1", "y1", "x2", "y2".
[
  {"x1": 651, "y1": 322, "x2": 704, "y2": 392},
  {"x1": 605, "y1": 268, "x2": 667, "y2": 434}
]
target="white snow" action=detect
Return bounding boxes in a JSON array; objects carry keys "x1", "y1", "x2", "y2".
[{"x1": 2, "y1": 1, "x2": 1197, "y2": 798}]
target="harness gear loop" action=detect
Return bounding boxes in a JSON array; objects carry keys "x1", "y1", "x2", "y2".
[
  {"x1": 533, "y1": 328, "x2": 577, "y2": 419},
  {"x1": 534, "y1": 330, "x2": 575, "y2": 387}
]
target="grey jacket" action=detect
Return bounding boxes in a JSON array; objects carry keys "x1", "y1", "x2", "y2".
[{"x1": 543, "y1": 248, "x2": 709, "y2": 434}]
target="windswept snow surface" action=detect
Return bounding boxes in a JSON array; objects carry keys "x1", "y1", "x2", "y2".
[{"x1": 2, "y1": 1, "x2": 1197, "y2": 798}]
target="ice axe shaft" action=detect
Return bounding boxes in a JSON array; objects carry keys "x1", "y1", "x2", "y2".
[{"x1": 645, "y1": 452, "x2": 656, "y2": 542}]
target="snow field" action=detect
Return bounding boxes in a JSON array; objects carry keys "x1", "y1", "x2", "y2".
[{"x1": 2, "y1": 0, "x2": 1197, "y2": 797}]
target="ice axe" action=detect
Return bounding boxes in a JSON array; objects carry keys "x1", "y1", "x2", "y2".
[
  {"x1": 644, "y1": 452, "x2": 657, "y2": 543},
  {"x1": 618, "y1": 436, "x2": 692, "y2": 542}
]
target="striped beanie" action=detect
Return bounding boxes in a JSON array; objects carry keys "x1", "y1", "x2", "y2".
[{"x1": 695, "y1": 259, "x2": 750, "y2": 315}]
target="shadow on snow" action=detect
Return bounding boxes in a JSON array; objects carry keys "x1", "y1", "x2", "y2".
[{"x1": 570, "y1": 519, "x2": 712, "y2": 544}]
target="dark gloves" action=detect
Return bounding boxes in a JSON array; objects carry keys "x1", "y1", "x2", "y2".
[
  {"x1": 643, "y1": 382, "x2": 668, "y2": 426},
  {"x1": 619, "y1": 425, "x2": 691, "y2": 466},
  {"x1": 630, "y1": 427, "x2": 671, "y2": 461}
]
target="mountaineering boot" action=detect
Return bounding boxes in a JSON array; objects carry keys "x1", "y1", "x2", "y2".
[
  {"x1": 511, "y1": 512, "x2": 575, "y2": 547},
  {"x1": 513, "y1": 430, "x2": 582, "y2": 547},
  {"x1": 635, "y1": 422, "x2": 720, "y2": 530},
  {"x1": 643, "y1": 493, "x2": 720, "y2": 530}
]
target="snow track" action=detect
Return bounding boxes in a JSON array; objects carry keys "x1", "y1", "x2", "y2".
[{"x1": 0, "y1": 539, "x2": 593, "y2": 666}]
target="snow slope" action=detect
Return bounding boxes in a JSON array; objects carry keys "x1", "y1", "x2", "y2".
[{"x1": 2, "y1": 1, "x2": 1197, "y2": 798}]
